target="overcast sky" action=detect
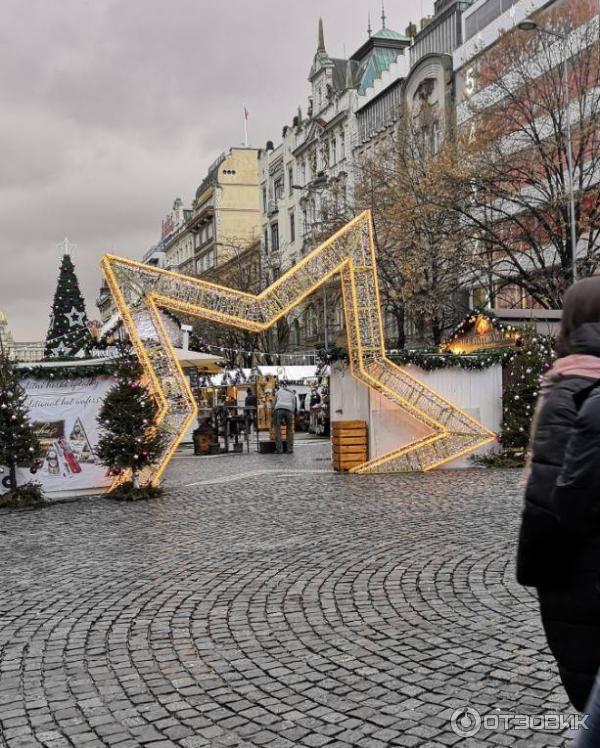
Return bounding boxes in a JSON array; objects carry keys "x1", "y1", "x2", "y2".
[{"x1": 0, "y1": 0, "x2": 433, "y2": 340}]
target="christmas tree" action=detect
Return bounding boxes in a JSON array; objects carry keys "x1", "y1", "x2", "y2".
[
  {"x1": 498, "y1": 332, "x2": 555, "y2": 462},
  {"x1": 44, "y1": 242, "x2": 93, "y2": 359},
  {"x1": 0, "y1": 351, "x2": 43, "y2": 499},
  {"x1": 96, "y1": 346, "x2": 165, "y2": 495}
]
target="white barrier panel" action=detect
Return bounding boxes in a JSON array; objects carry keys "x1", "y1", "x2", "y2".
[
  {"x1": 1, "y1": 375, "x2": 114, "y2": 498},
  {"x1": 330, "y1": 362, "x2": 502, "y2": 469}
]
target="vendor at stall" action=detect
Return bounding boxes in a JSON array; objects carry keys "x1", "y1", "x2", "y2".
[{"x1": 273, "y1": 382, "x2": 296, "y2": 455}]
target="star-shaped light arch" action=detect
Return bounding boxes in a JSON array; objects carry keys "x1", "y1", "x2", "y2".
[{"x1": 101, "y1": 211, "x2": 495, "y2": 486}]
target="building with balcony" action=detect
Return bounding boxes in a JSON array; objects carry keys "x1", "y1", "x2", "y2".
[
  {"x1": 189, "y1": 148, "x2": 261, "y2": 278},
  {"x1": 258, "y1": 16, "x2": 410, "y2": 353}
]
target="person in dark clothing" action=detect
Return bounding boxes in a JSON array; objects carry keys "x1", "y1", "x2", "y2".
[
  {"x1": 244, "y1": 389, "x2": 257, "y2": 431},
  {"x1": 517, "y1": 276, "x2": 600, "y2": 714}
]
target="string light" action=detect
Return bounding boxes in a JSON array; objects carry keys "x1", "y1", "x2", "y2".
[{"x1": 102, "y1": 210, "x2": 495, "y2": 485}]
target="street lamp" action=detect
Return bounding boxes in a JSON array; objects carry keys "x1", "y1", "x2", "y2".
[{"x1": 518, "y1": 17, "x2": 578, "y2": 282}]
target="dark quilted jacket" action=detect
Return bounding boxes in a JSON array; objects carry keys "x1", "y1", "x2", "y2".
[{"x1": 517, "y1": 322, "x2": 600, "y2": 711}]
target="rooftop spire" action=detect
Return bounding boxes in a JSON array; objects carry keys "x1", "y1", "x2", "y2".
[
  {"x1": 381, "y1": 0, "x2": 387, "y2": 29},
  {"x1": 318, "y1": 17, "x2": 325, "y2": 51},
  {"x1": 367, "y1": 11, "x2": 372, "y2": 37}
]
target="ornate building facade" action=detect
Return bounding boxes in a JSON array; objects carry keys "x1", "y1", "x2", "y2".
[{"x1": 258, "y1": 16, "x2": 411, "y2": 356}]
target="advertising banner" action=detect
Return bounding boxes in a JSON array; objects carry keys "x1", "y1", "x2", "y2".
[{"x1": 1, "y1": 375, "x2": 114, "y2": 497}]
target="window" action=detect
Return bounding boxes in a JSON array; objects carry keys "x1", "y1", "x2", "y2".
[
  {"x1": 274, "y1": 177, "x2": 283, "y2": 201},
  {"x1": 263, "y1": 228, "x2": 269, "y2": 254},
  {"x1": 288, "y1": 165, "x2": 294, "y2": 196},
  {"x1": 339, "y1": 129, "x2": 345, "y2": 160},
  {"x1": 301, "y1": 160, "x2": 306, "y2": 185},
  {"x1": 262, "y1": 186, "x2": 267, "y2": 212},
  {"x1": 271, "y1": 222, "x2": 279, "y2": 252},
  {"x1": 472, "y1": 287, "x2": 489, "y2": 308},
  {"x1": 289, "y1": 211, "x2": 295, "y2": 243},
  {"x1": 331, "y1": 137, "x2": 337, "y2": 165},
  {"x1": 465, "y1": 0, "x2": 518, "y2": 41}
]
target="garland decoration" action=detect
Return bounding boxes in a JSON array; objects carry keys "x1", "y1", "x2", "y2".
[
  {"x1": 318, "y1": 345, "x2": 509, "y2": 370},
  {"x1": 16, "y1": 361, "x2": 118, "y2": 380}
]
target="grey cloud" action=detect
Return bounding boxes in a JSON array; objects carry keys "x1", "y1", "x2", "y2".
[{"x1": 0, "y1": 0, "x2": 433, "y2": 339}]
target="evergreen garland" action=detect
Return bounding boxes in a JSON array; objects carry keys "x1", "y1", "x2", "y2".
[
  {"x1": 317, "y1": 345, "x2": 509, "y2": 370},
  {"x1": 17, "y1": 362, "x2": 118, "y2": 380}
]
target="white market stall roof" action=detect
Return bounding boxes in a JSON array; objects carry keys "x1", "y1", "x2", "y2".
[
  {"x1": 208, "y1": 365, "x2": 326, "y2": 386},
  {"x1": 16, "y1": 350, "x2": 226, "y2": 374},
  {"x1": 100, "y1": 312, "x2": 120, "y2": 339},
  {"x1": 174, "y1": 349, "x2": 224, "y2": 372},
  {"x1": 15, "y1": 356, "x2": 119, "y2": 370}
]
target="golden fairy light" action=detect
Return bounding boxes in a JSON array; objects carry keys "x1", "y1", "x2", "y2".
[{"x1": 101, "y1": 211, "x2": 495, "y2": 486}]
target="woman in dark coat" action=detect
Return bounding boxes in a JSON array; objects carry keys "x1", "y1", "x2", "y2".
[{"x1": 517, "y1": 276, "x2": 600, "y2": 712}]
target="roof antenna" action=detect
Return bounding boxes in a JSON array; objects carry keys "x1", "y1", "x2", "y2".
[
  {"x1": 367, "y1": 11, "x2": 372, "y2": 37},
  {"x1": 381, "y1": 0, "x2": 386, "y2": 29}
]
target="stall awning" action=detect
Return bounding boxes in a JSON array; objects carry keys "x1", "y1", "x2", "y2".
[{"x1": 174, "y1": 349, "x2": 224, "y2": 373}]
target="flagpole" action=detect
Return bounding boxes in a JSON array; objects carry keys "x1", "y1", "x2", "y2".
[{"x1": 243, "y1": 106, "x2": 249, "y2": 147}]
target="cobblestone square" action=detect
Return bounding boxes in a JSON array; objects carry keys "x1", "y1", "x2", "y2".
[{"x1": 0, "y1": 440, "x2": 577, "y2": 746}]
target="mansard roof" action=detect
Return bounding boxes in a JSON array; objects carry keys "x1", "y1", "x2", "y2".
[{"x1": 351, "y1": 26, "x2": 411, "y2": 95}]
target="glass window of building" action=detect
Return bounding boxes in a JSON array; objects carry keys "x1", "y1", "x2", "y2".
[
  {"x1": 289, "y1": 211, "x2": 295, "y2": 243},
  {"x1": 274, "y1": 177, "x2": 283, "y2": 200},
  {"x1": 271, "y1": 222, "x2": 280, "y2": 252}
]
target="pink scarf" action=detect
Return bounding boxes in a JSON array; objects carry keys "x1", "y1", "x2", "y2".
[{"x1": 523, "y1": 354, "x2": 600, "y2": 482}]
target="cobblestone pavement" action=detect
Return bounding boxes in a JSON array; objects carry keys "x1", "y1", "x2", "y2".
[{"x1": 0, "y1": 438, "x2": 579, "y2": 747}]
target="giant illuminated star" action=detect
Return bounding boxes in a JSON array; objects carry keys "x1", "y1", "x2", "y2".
[{"x1": 101, "y1": 211, "x2": 495, "y2": 486}]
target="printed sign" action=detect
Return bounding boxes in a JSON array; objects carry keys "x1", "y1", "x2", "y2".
[{"x1": 1, "y1": 375, "x2": 114, "y2": 496}]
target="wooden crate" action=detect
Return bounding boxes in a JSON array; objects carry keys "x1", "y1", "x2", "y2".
[{"x1": 331, "y1": 421, "x2": 368, "y2": 472}]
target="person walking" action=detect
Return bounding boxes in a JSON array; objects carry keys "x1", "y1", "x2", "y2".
[
  {"x1": 517, "y1": 277, "x2": 600, "y2": 715},
  {"x1": 273, "y1": 382, "x2": 296, "y2": 454},
  {"x1": 244, "y1": 388, "x2": 257, "y2": 432}
]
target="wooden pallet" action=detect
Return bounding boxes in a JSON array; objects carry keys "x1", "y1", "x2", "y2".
[{"x1": 331, "y1": 421, "x2": 368, "y2": 472}]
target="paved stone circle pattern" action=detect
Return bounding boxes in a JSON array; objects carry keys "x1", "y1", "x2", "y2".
[{"x1": 0, "y1": 442, "x2": 577, "y2": 747}]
